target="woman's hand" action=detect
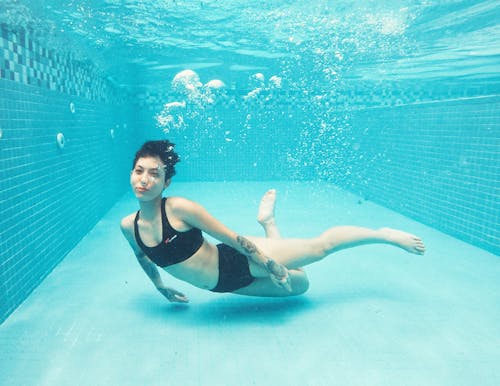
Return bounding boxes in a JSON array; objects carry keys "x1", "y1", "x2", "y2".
[
  {"x1": 266, "y1": 259, "x2": 292, "y2": 292},
  {"x1": 157, "y1": 286, "x2": 189, "y2": 303}
]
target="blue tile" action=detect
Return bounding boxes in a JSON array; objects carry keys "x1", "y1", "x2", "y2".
[{"x1": 0, "y1": 27, "x2": 134, "y2": 324}]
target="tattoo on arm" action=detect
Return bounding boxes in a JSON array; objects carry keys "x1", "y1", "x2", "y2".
[
  {"x1": 145, "y1": 263, "x2": 159, "y2": 279},
  {"x1": 137, "y1": 254, "x2": 162, "y2": 285},
  {"x1": 236, "y1": 235, "x2": 283, "y2": 275},
  {"x1": 266, "y1": 259, "x2": 287, "y2": 277},
  {"x1": 236, "y1": 235, "x2": 259, "y2": 256},
  {"x1": 236, "y1": 235, "x2": 287, "y2": 281}
]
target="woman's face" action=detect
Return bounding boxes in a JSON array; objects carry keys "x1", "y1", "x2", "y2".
[{"x1": 130, "y1": 156, "x2": 168, "y2": 200}]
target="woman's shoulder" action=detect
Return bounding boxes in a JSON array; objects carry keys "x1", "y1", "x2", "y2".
[
  {"x1": 165, "y1": 195, "x2": 197, "y2": 209},
  {"x1": 120, "y1": 212, "x2": 137, "y2": 234},
  {"x1": 165, "y1": 196, "x2": 204, "y2": 217},
  {"x1": 120, "y1": 212, "x2": 142, "y2": 253}
]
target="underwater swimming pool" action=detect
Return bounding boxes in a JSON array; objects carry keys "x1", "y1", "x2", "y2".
[
  {"x1": 0, "y1": 1, "x2": 499, "y2": 385},
  {"x1": 1, "y1": 182, "x2": 499, "y2": 385}
]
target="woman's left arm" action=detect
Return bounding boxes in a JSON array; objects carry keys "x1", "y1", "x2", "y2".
[{"x1": 174, "y1": 198, "x2": 291, "y2": 291}]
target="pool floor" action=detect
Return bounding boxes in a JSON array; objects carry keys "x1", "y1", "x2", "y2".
[{"x1": 0, "y1": 182, "x2": 499, "y2": 386}]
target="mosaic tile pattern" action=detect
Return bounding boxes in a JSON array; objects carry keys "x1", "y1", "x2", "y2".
[
  {"x1": 0, "y1": 24, "x2": 122, "y2": 102},
  {"x1": 133, "y1": 77, "x2": 500, "y2": 112}
]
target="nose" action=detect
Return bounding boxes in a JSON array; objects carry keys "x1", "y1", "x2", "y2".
[{"x1": 140, "y1": 175, "x2": 148, "y2": 185}]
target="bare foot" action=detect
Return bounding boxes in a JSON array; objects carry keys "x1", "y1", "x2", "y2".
[
  {"x1": 380, "y1": 228, "x2": 426, "y2": 255},
  {"x1": 257, "y1": 189, "x2": 277, "y2": 225}
]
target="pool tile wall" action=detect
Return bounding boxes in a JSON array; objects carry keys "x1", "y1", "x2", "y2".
[
  {"x1": 0, "y1": 25, "x2": 137, "y2": 323},
  {"x1": 346, "y1": 96, "x2": 500, "y2": 255},
  {"x1": 133, "y1": 90, "x2": 307, "y2": 182},
  {"x1": 133, "y1": 88, "x2": 499, "y2": 256},
  {"x1": 2, "y1": 22, "x2": 497, "y2": 324}
]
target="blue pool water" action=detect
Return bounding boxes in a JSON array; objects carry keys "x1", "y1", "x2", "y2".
[
  {"x1": 0, "y1": 1, "x2": 499, "y2": 385},
  {"x1": 1, "y1": 182, "x2": 499, "y2": 386}
]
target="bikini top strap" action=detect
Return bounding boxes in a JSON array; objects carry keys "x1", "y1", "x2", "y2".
[
  {"x1": 160, "y1": 197, "x2": 178, "y2": 236},
  {"x1": 133, "y1": 211, "x2": 146, "y2": 249}
]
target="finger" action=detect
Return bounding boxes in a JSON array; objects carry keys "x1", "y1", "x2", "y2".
[
  {"x1": 280, "y1": 272, "x2": 292, "y2": 291},
  {"x1": 174, "y1": 294, "x2": 189, "y2": 303},
  {"x1": 270, "y1": 275, "x2": 282, "y2": 289},
  {"x1": 282, "y1": 277, "x2": 292, "y2": 292},
  {"x1": 273, "y1": 274, "x2": 291, "y2": 292}
]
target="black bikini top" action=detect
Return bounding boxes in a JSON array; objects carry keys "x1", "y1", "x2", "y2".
[{"x1": 133, "y1": 197, "x2": 204, "y2": 267}]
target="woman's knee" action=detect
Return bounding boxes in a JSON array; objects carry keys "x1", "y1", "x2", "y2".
[
  {"x1": 290, "y1": 269, "x2": 310, "y2": 295},
  {"x1": 308, "y1": 237, "x2": 330, "y2": 262},
  {"x1": 292, "y1": 278, "x2": 309, "y2": 295}
]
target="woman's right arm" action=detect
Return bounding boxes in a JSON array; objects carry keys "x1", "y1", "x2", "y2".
[
  {"x1": 120, "y1": 217, "x2": 188, "y2": 303},
  {"x1": 135, "y1": 252, "x2": 188, "y2": 303},
  {"x1": 134, "y1": 251, "x2": 163, "y2": 288}
]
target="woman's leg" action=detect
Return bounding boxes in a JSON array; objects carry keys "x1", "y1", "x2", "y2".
[
  {"x1": 257, "y1": 189, "x2": 281, "y2": 238},
  {"x1": 243, "y1": 189, "x2": 425, "y2": 297},
  {"x1": 245, "y1": 226, "x2": 425, "y2": 273},
  {"x1": 234, "y1": 268, "x2": 309, "y2": 297},
  {"x1": 230, "y1": 189, "x2": 308, "y2": 297},
  {"x1": 255, "y1": 190, "x2": 424, "y2": 267}
]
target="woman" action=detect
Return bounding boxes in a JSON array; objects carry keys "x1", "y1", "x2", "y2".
[{"x1": 120, "y1": 140, "x2": 426, "y2": 303}]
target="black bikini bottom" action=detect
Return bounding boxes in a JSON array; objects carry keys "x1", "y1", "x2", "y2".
[{"x1": 210, "y1": 244, "x2": 255, "y2": 293}]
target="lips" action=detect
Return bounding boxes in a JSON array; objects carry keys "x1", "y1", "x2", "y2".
[{"x1": 135, "y1": 187, "x2": 149, "y2": 192}]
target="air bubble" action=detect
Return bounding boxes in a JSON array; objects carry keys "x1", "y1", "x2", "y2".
[{"x1": 269, "y1": 75, "x2": 282, "y2": 88}]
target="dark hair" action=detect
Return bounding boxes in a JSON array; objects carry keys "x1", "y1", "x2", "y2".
[{"x1": 132, "y1": 140, "x2": 180, "y2": 181}]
